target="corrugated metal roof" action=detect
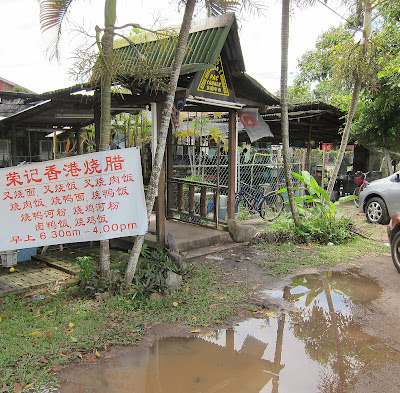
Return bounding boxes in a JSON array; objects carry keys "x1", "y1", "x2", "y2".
[
  {"x1": 231, "y1": 72, "x2": 279, "y2": 107},
  {"x1": 0, "y1": 92, "x2": 44, "y2": 118},
  {"x1": 113, "y1": 13, "x2": 243, "y2": 78}
]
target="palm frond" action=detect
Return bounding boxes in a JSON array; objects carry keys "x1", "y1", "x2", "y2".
[
  {"x1": 39, "y1": 0, "x2": 75, "y2": 60},
  {"x1": 204, "y1": 0, "x2": 241, "y2": 16}
]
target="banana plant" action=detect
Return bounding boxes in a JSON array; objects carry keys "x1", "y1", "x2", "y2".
[
  {"x1": 112, "y1": 112, "x2": 152, "y2": 148},
  {"x1": 278, "y1": 170, "x2": 356, "y2": 220}
]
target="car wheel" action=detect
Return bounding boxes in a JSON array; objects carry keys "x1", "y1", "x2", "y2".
[
  {"x1": 391, "y1": 231, "x2": 400, "y2": 273},
  {"x1": 365, "y1": 197, "x2": 390, "y2": 225}
]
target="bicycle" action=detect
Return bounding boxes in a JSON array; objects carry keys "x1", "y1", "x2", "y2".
[
  {"x1": 235, "y1": 181, "x2": 284, "y2": 221},
  {"x1": 353, "y1": 171, "x2": 369, "y2": 208}
]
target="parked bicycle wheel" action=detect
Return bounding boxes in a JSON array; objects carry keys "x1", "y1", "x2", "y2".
[
  {"x1": 353, "y1": 186, "x2": 361, "y2": 208},
  {"x1": 258, "y1": 192, "x2": 284, "y2": 221}
]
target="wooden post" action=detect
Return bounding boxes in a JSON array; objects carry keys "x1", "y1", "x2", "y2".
[
  {"x1": 166, "y1": 123, "x2": 174, "y2": 218},
  {"x1": 53, "y1": 131, "x2": 57, "y2": 159},
  {"x1": 188, "y1": 185, "x2": 195, "y2": 214},
  {"x1": 227, "y1": 109, "x2": 237, "y2": 219},
  {"x1": 200, "y1": 186, "x2": 207, "y2": 217},
  {"x1": 215, "y1": 138, "x2": 220, "y2": 227},
  {"x1": 177, "y1": 183, "x2": 184, "y2": 212},
  {"x1": 155, "y1": 102, "x2": 166, "y2": 246},
  {"x1": 28, "y1": 129, "x2": 32, "y2": 162},
  {"x1": 77, "y1": 127, "x2": 84, "y2": 155},
  {"x1": 321, "y1": 148, "x2": 327, "y2": 190}
]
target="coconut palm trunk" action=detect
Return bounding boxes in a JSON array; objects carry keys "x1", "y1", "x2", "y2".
[
  {"x1": 98, "y1": 0, "x2": 117, "y2": 278},
  {"x1": 124, "y1": 0, "x2": 197, "y2": 285},
  {"x1": 281, "y1": 0, "x2": 301, "y2": 226},
  {"x1": 40, "y1": 0, "x2": 116, "y2": 278}
]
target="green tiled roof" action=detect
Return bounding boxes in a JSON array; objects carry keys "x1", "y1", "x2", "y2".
[{"x1": 113, "y1": 13, "x2": 237, "y2": 77}]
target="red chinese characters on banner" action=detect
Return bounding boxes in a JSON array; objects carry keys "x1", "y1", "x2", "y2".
[{"x1": 0, "y1": 148, "x2": 147, "y2": 251}]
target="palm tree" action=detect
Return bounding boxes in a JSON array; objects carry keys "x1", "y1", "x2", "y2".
[
  {"x1": 40, "y1": 0, "x2": 116, "y2": 278},
  {"x1": 39, "y1": 0, "x2": 199, "y2": 284},
  {"x1": 280, "y1": 0, "x2": 387, "y2": 222},
  {"x1": 326, "y1": 0, "x2": 375, "y2": 199},
  {"x1": 280, "y1": 0, "x2": 301, "y2": 226},
  {"x1": 97, "y1": 0, "x2": 116, "y2": 279}
]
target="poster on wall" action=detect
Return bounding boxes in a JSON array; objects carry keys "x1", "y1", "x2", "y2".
[{"x1": 0, "y1": 147, "x2": 148, "y2": 252}]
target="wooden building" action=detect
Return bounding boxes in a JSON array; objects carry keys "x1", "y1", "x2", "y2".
[{"x1": 0, "y1": 13, "x2": 345, "y2": 246}]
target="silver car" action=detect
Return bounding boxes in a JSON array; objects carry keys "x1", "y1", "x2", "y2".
[{"x1": 359, "y1": 172, "x2": 400, "y2": 224}]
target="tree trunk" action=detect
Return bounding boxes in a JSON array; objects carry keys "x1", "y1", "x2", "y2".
[
  {"x1": 384, "y1": 148, "x2": 393, "y2": 175},
  {"x1": 327, "y1": 0, "x2": 372, "y2": 199},
  {"x1": 124, "y1": 0, "x2": 197, "y2": 285},
  {"x1": 98, "y1": 0, "x2": 117, "y2": 279},
  {"x1": 280, "y1": 0, "x2": 301, "y2": 227},
  {"x1": 327, "y1": 79, "x2": 362, "y2": 198}
]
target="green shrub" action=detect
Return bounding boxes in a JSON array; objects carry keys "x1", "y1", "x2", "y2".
[
  {"x1": 272, "y1": 171, "x2": 356, "y2": 245},
  {"x1": 73, "y1": 246, "x2": 185, "y2": 299},
  {"x1": 269, "y1": 215, "x2": 355, "y2": 245},
  {"x1": 113, "y1": 247, "x2": 184, "y2": 299},
  {"x1": 73, "y1": 256, "x2": 109, "y2": 294},
  {"x1": 278, "y1": 170, "x2": 355, "y2": 220}
]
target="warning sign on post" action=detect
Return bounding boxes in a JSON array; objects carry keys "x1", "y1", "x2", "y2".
[{"x1": 0, "y1": 147, "x2": 148, "y2": 252}]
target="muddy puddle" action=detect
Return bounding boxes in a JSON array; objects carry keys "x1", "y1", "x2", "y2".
[{"x1": 58, "y1": 269, "x2": 400, "y2": 392}]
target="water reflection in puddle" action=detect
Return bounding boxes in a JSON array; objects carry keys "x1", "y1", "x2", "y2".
[
  {"x1": 58, "y1": 269, "x2": 399, "y2": 393},
  {"x1": 265, "y1": 268, "x2": 383, "y2": 315}
]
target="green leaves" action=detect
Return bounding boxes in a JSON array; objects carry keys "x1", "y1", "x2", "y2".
[
  {"x1": 278, "y1": 170, "x2": 356, "y2": 221},
  {"x1": 39, "y1": 0, "x2": 75, "y2": 60}
]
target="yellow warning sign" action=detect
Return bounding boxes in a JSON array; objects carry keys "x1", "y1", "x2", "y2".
[{"x1": 197, "y1": 56, "x2": 229, "y2": 96}]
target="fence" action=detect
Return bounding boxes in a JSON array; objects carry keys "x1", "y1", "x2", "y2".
[{"x1": 169, "y1": 141, "x2": 307, "y2": 225}]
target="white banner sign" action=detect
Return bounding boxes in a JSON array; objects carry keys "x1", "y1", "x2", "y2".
[{"x1": 0, "y1": 147, "x2": 148, "y2": 252}]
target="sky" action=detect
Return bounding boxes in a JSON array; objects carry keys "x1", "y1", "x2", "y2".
[{"x1": 0, "y1": 0, "x2": 346, "y2": 95}]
